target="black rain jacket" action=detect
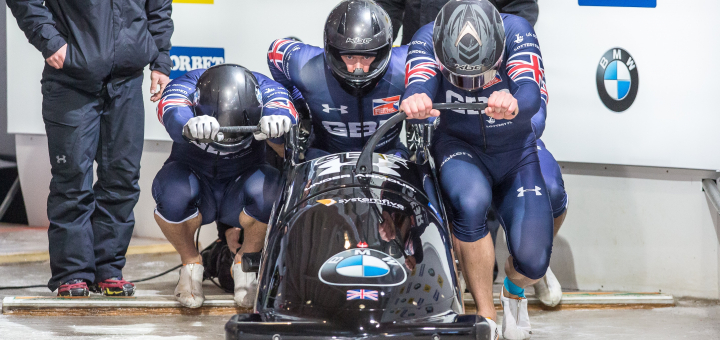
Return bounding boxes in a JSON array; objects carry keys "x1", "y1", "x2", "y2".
[
  {"x1": 7, "y1": 0, "x2": 173, "y2": 92},
  {"x1": 376, "y1": 0, "x2": 538, "y2": 45}
]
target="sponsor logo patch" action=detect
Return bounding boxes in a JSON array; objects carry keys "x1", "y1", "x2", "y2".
[
  {"x1": 169, "y1": 46, "x2": 225, "y2": 79},
  {"x1": 372, "y1": 96, "x2": 400, "y2": 116},
  {"x1": 319, "y1": 249, "x2": 407, "y2": 286}
]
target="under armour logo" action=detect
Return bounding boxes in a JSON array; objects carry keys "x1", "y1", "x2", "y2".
[
  {"x1": 322, "y1": 104, "x2": 348, "y2": 114},
  {"x1": 517, "y1": 186, "x2": 542, "y2": 197},
  {"x1": 515, "y1": 33, "x2": 524, "y2": 44},
  {"x1": 56, "y1": 155, "x2": 67, "y2": 164}
]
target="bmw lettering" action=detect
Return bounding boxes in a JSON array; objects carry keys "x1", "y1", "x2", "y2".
[
  {"x1": 596, "y1": 48, "x2": 639, "y2": 112},
  {"x1": 319, "y1": 248, "x2": 407, "y2": 286},
  {"x1": 169, "y1": 46, "x2": 225, "y2": 79}
]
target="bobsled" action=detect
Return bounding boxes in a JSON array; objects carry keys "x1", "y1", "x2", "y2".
[{"x1": 226, "y1": 103, "x2": 492, "y2": 340}]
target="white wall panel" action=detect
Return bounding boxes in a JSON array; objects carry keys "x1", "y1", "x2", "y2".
[{"x1": 536, "y1": 0, "x2": 720, "y2": 170}]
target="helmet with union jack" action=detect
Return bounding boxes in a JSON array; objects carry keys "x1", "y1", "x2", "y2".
[
  {"x1": 433, "y1": 0, "x2": 505, "y2": 91},
  {"x1": 194, "y1": 64, "x2": 262, "y2": 153}
]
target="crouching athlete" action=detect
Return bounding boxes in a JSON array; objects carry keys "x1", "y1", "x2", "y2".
[
  {"x1": 268, "y1": 0, "x2": 409, "y2": 160},
  {"x1": 152, "y1": 64, "x2": 297, "y2": 308},
  {"x1": 401, "y1": 1, "x2": 553, "y2": 338}
]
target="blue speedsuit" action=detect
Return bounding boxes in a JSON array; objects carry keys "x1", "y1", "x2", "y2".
[
  {"x1": 403, "y1": 16, "x2": 553, "y2": 280},
  {"x1": 267, "y1": 39, "x2": 409, "y2": 160},
  {"x1": 152, "y1": 69, "x2": 297, "y2": 240}
]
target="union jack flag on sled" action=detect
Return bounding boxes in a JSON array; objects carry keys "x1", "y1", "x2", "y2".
[{"x1": 347, "y1": 289, "x2": 379, "y2": 301}]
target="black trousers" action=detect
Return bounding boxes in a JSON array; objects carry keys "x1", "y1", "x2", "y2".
[{"x1": 42, "y1": 73, "x2": 144, "y2": 291}]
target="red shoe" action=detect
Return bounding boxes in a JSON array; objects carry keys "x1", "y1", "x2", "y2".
[
  {"x1": 57, "y1": 279, "x2": 90, "y2": 297},
  {"x1": 92, "y1": 277, "x2": 135, "y2": 296}
]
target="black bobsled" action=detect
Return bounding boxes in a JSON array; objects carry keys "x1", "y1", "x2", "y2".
[{"x1": 226, "y1": 103, "x2": 492, "y2": 340}]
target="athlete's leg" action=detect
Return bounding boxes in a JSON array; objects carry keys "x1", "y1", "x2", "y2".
[
  {"x1": 152, "y1": 161, "x2": 218, "y2": 308},
  {"x1": 532, "y1": 139, "x2": 567, "y2": 307},
  {"x1": 219, "y1": 164, "x2": 282, "y2": 307},
  {"x1": 537, "y1": 139, "x2": 568, "y2": 236},
  {"x1": 493, "y1": 150, "x2": 553, "y2": 339},
  {"x1": 433, "y1": 137, "x2": 496, "y2": 322}
]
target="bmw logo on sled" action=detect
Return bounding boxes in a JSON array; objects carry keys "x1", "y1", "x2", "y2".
[{"x1": 225, "y1": 102, "x2": 495, "y2": 340}]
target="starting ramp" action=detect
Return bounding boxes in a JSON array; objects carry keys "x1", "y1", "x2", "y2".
[{"x1": 2, "y1": 291, "x2": 675, "y2": 316}]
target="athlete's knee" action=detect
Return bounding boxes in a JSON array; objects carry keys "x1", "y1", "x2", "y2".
[
  {"x1": 152, "y1": 162, "x2": 200, "y2": 223},
  {"x1": 451, "y1": 221, "x2": 490, "y2": 243},
  {"x1": 545, "y1": 179, "x2": 568, "y2": 217},
  {"x1": 511, "y1": 240, "x2": 552, "y2": 280}
]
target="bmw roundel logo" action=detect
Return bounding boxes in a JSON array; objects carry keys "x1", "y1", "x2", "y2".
[
  {"x1": 319, "y1": 248, "x2": 407, "y2": 286},
  {"x1": 596, "y1": 48, "x2": 639, "y2": 112}
]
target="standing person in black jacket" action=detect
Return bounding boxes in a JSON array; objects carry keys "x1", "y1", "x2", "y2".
[
  {"x1": 377, "y1": 0, "x2": 538, "y2": 44},
  {"x1": 7, "y1": 0, "x2": 174, "y2": 297}
]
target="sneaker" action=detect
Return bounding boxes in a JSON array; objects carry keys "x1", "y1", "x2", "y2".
[
  {"x1": 486, "y1": 318, "x2": 499, "y2": 340},
  {"x1": 232, "y1": 262, "x2": 257, "y2": 308},
  {"x1": 500, "y1": 286, "x2": 531, "y2": 339},
  {"x1": 93, "y1": 277, "x2": 135, "y2": 296},
  {"x1": 57, "y1": 279, "x2": 89, "y2": 297},
  {"x1": 532, "y1": 267, "x2": 562, "y2": 307},
  {"x1": 175, "y1": 263, "x2": 205, "y2": 308}
]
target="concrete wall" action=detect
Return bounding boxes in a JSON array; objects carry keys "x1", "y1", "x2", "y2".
[{"x1": 16, "y1": 133, "x2": 720, "y2": 299}]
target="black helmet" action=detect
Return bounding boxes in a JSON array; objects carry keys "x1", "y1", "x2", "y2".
[
  {"x1": 324, "y1": 0, "x2": 393, "y2": 97},
  {"x1": 433, "y1": 0, "x2": 505, "y2": 91},
  {"x1": 194, "y1": 64, "x2": 262, "y2": 153}
]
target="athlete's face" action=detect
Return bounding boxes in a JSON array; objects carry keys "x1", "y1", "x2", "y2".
[{"x1": 343, "y1": 55, "x2": 375, "y2": 73}]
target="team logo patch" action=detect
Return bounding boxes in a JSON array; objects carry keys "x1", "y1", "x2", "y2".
[
  {"x1": 372, "y1": 96, "x2": 400, "y2": 116},
  {"x1": 347, "y1": 289, "x2": 379, "y2": 301},
  {"x1": 596, "y1": 48, "x2": 639, "y2": 112},
  {"x1": 319, "y1": 248, "x2": 407, "y2": 286}
]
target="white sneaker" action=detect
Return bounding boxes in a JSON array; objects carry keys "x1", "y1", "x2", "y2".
[
  {"x1": 532, "y1": 267, "x2": 562, "y2": 307},
  {"x1": 232, "y1": 262, "x2": 258, "y2": 308},
  {"x1": 486, "y1": 318, "x2": 499, "y2": 340},
  {"x1": 500, "y1": 287, "x2": 531, "y2": 339},
  {"x1": 175, "y1": 263, "x2": 205, "y2": 308}
]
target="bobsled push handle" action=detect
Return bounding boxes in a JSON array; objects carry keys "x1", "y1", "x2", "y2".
[{"x1": 355, "y1": 102, "x2": 488, "y2": 175}]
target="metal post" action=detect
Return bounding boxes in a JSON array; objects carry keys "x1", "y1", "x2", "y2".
[{"x1": 702, "y1": 178, "x2": 720, "y2": 213}]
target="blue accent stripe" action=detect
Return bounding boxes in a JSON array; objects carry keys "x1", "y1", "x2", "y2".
[{"x1": 579, "y1": 0, "x2": 656, "y2": 7}]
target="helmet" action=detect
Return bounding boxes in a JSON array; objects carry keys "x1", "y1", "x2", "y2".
[
  {"x1": 324, "y1": 0, "x2": 393, "y2": 97},
  {"x1": 433, "y1": 0, "x2": 505, "y2": 91},
  {"x1": 194, "y1": 64, "x2": 262, "y2": 153}
]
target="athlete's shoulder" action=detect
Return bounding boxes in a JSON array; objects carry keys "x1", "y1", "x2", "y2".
[
  {"x1": 416, "y1": 22, "x2": 434, "y2": 39},
  {"x1": 391, "y1": 45, "x2": 409, "y2": 59}
]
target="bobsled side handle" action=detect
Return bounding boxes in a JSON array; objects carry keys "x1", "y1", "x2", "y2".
[{"x1": 355, "y1": 102, "x2": 488, "y2": 175}]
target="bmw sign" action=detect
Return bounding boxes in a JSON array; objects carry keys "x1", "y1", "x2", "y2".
[
  {"x1": 319, "y1": 249, "x2": 407, "y2": 286},
  {"x1": 596, "y1": 48, "x2": 639, "y2": 112}
]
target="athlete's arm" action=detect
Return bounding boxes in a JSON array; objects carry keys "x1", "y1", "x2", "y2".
[
  {"x1": 531, "y1": 79, "x2": 548, "y2": 139},
  {"x1": 255, "y1": 72, "x2": 298, "y2": 152},
  {"x1": 157, "y1": 69, "x2": 204, "y2": 144},
  {"x1": 400, "y1": 23, "x2": 442, "y2": 120},
  {"x1": 503, "y1": 15, "x2": 544, "y2": 124}
]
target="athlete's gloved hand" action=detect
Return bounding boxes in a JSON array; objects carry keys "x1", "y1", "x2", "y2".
[
  {"x1": 485, "y1": 91, "x2": 519, "y2": 120},
  {"x1": 400, "y1": 93, "x2": 440, "y2": 120},
  {"x1": 254, "y1": 115, "x2": 292, "y2": 140},
  {"x1": 183, "y1": 116, "x2": 222, "y2": 142}
]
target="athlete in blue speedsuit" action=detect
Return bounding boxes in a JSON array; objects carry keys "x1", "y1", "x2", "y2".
[{"x1": 400, "y1": 1, "x2": 552, "y2": 338}]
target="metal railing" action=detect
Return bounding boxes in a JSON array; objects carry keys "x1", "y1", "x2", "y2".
[{"x1": 702, "y1": 178, "x2": 720, "y2": 213}]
